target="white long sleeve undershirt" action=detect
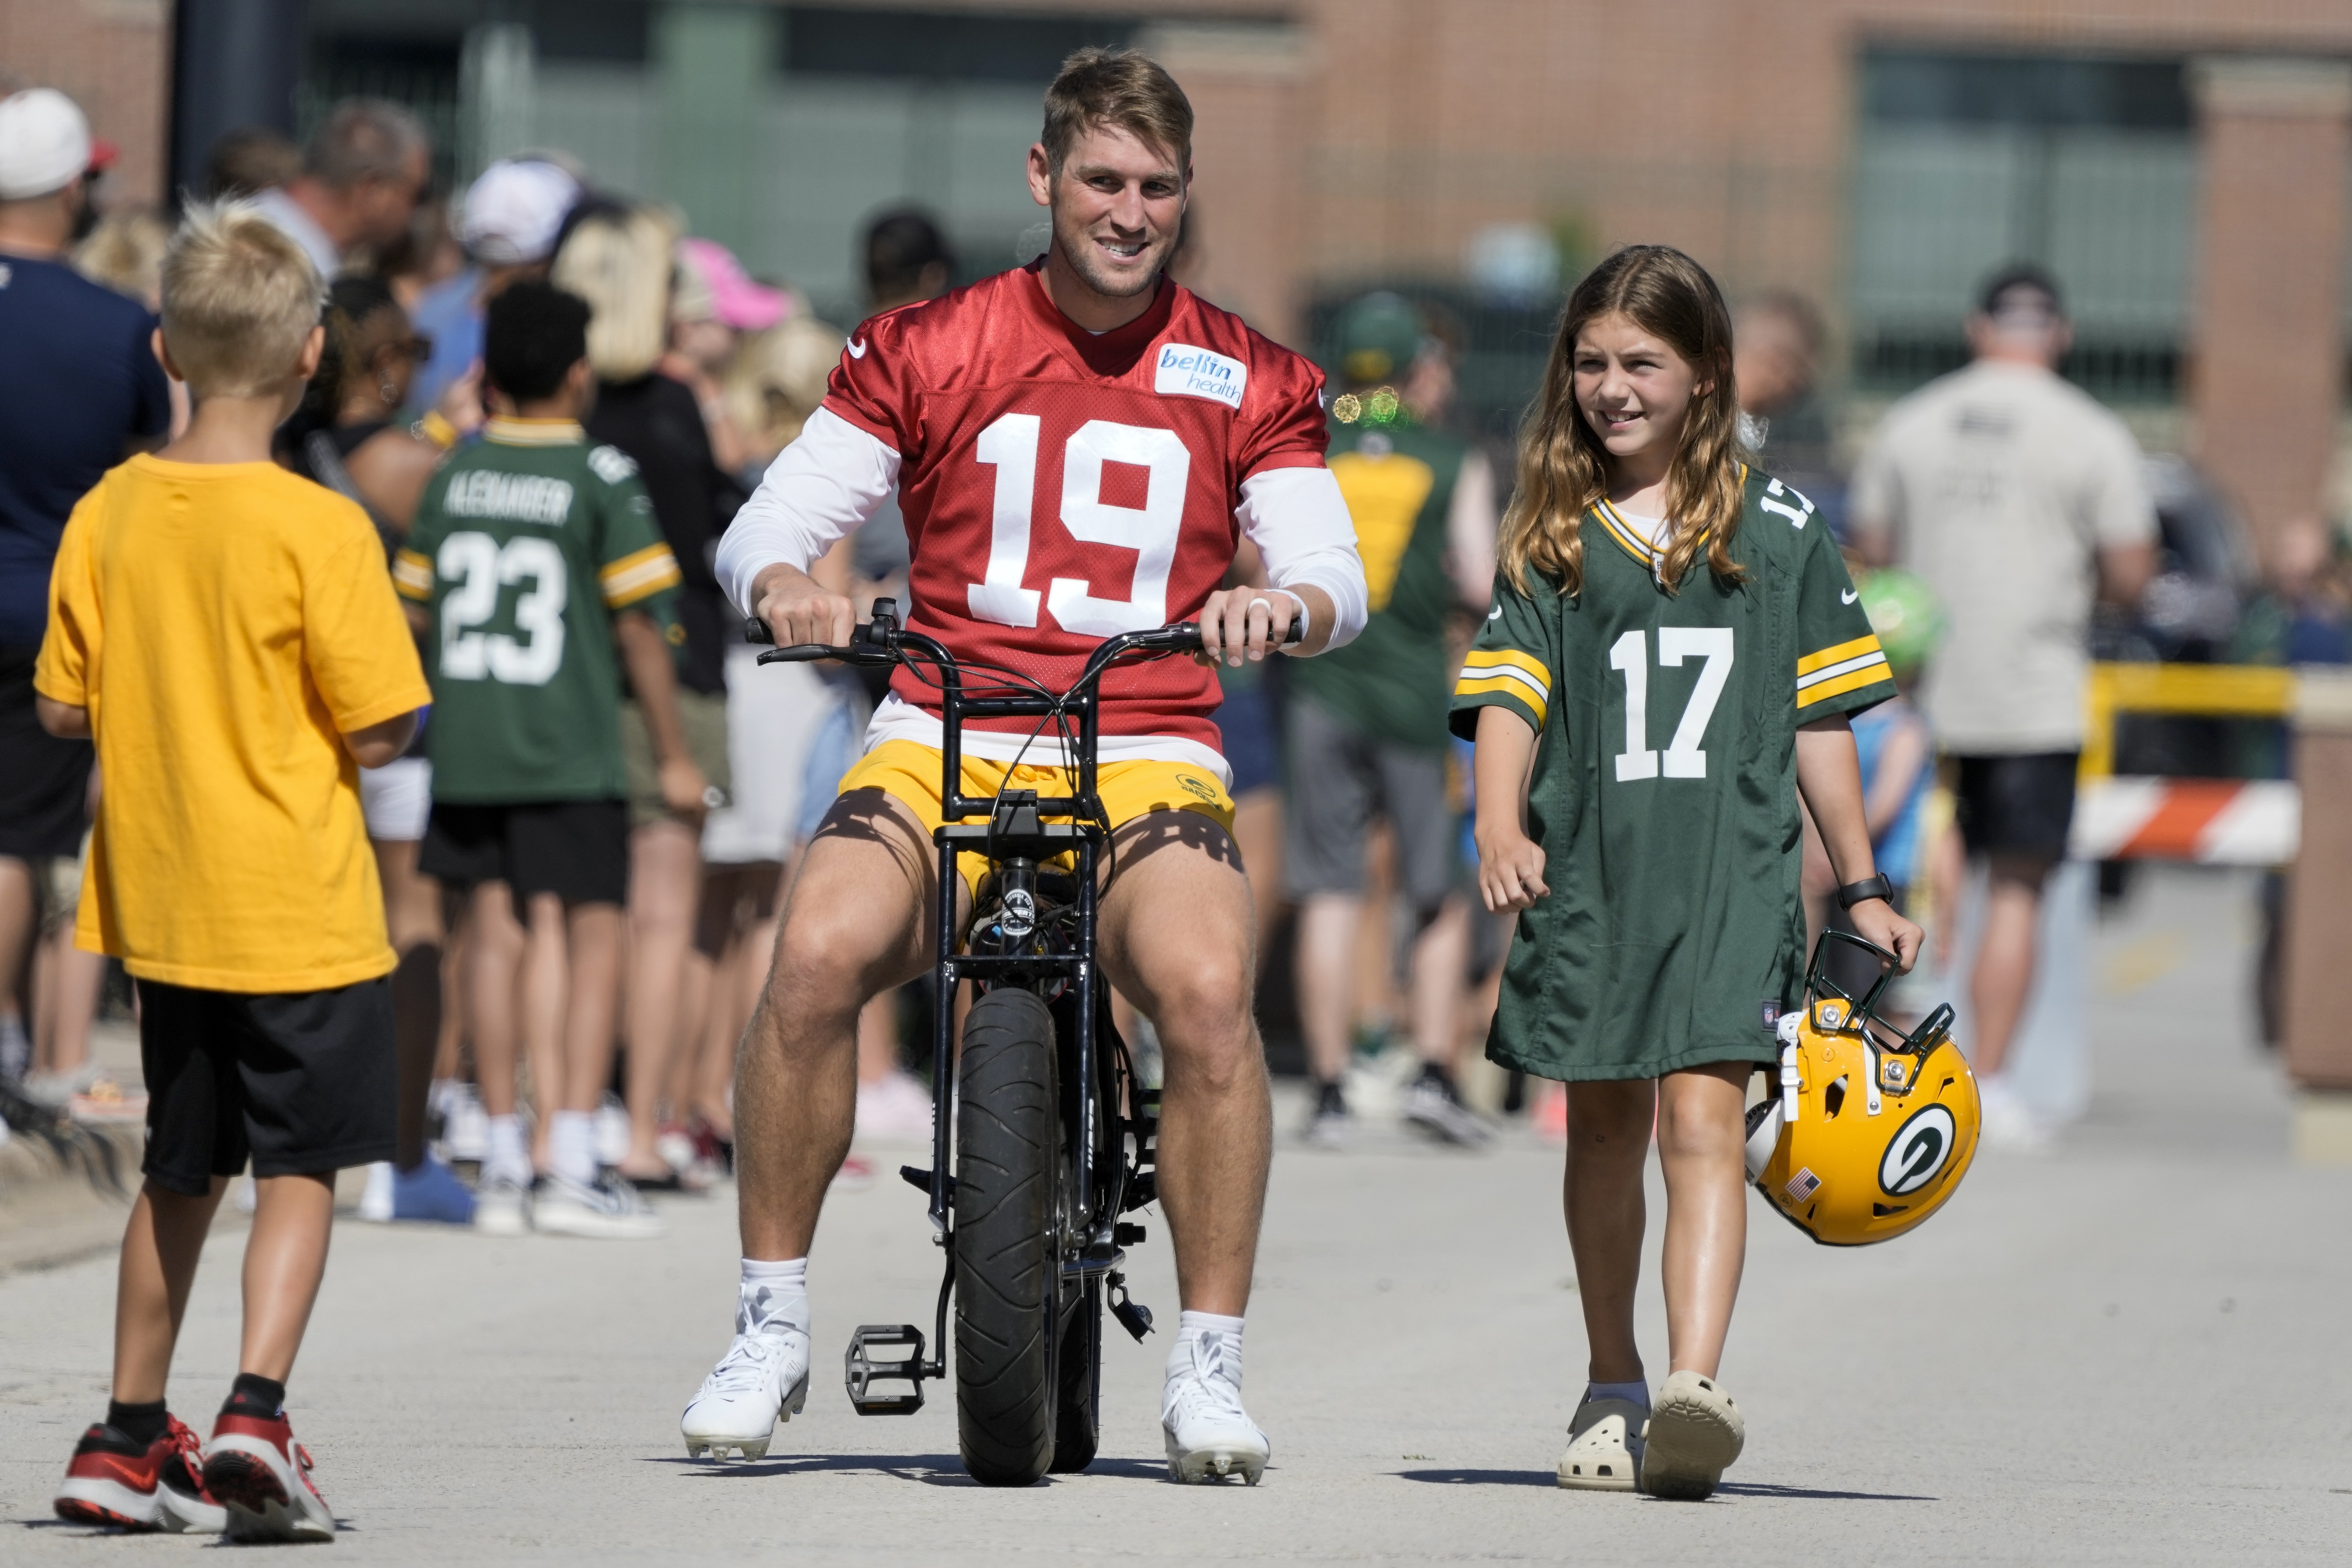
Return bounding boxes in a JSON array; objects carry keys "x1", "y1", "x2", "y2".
[
  {"x1": 714, "y1": 407, "x2": 1369, "y2": 650},
  {"x1": 715, "y1": 407, "x2": 899, "y2": 617}
]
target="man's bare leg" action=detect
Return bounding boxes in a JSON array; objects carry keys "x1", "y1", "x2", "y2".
[
  {"x1": 1097, "y1": 813, "x2": 1268, "y2": 1317},
  {"x1": 682, "y1": 792, "x2": 940, "y2": 1457},
  {"x1": 1294, "y1": 892, "x2": 1359, "y2": 1093},
  {"x1": 1099, "y1": 811, "x2": 1273, "y2": 1476},
  {"x1": 1971, "y1": 853, "x2": 2052, "y2": 1079},
  {"x1": 734, "y1": 791, "x2": 937, "y2": 1260}
]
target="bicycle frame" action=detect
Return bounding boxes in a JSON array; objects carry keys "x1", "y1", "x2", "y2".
[{"x1": 752, "y1": 598, "x2": 1205, "y2": 1399}]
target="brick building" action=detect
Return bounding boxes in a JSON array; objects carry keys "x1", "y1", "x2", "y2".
[{"x1": 7, "y1": 0, "x2": 2352, "y2": 543}]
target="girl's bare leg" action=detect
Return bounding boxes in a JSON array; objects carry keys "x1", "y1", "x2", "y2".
[
  {"x1": 1655, "y1": 1061, "x2": 1752, "y2": 1378},
  {"x1": 1563, "y1": 1077, "x2": 1655, "y2": 1384}
]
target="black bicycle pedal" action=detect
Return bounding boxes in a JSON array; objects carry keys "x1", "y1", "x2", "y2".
[
  {"x1": 1108, "y1": 1274, "x2": 1154, "y2": 1342},
  {"x1": 844, "y1": 1324, "x2": 928, "y2": 1414}
]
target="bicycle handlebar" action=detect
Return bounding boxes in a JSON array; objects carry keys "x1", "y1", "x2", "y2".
[{"x1": 745, "y1": 601, "x2": 1302, "y2": 700}]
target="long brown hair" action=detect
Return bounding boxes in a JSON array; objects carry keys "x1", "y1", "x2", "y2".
[{"x1": 1500, "y1": 245, "x2": 1747, "y2": 597}]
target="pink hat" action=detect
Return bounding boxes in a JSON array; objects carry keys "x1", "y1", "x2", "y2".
[{"x1": 676, "y1": 237, "x2": 789, "y2": 331}]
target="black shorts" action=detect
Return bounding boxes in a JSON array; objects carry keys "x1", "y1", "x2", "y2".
[
  {"x1": 1953, "y1": 752, "x2": 2078, "y2": 861},
  {"x1": 418, "y1": 799, "x2": 630, "y2": 905},
  {"x1": 140, "y1": 977, "x2": 396, "y2": 1194},
  {"x1": 0, "y1": 647, "x2": 95, "y2": 859}
]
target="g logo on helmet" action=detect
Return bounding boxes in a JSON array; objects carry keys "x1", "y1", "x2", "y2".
[{"x1": 1879, "y1": 1104, "x2": 1957, "y2": 1196}]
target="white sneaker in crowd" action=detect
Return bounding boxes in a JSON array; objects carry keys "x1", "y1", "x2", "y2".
[
  {"x1": 854, "y1": 1071, "x2": 935, "y2": 1145},
  {"x1": 356, "y1": 1161, "x2": 395, "y2": 1223},
  {"x1": 681, "y1": 1328, "x2": 811, "y2": 1460},
  {"x1": 473, "y1": 1173, "x2": 532, "y2": 1237},
  {"x1": 1402, "y1": 1070, "x2": 1492, "y2": 1147},
  {"x1": 593, "y1": 1093, "x2": 633, "y2": 1168},
  {"x1": 533, "y1": 1171, "x2": 665, "y2": 1239},
  {"x1": 1300, "y1": 1082, "x2": 1351, "y2": 1150},
  {"x1": 1977, "y1": 1074, "x2": 2053, "y2": 1153},
  {"x1": 1162, "y1": 1326, "x2": 1270, "y2": 1484},
  {"x1": 436, "y1": 1083, "x2": 489, "y2": 1165}
]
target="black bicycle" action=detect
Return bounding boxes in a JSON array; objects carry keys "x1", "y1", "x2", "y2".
[{"x1": 750, "y1": 597, "x2": 1272, "y2": 1486}]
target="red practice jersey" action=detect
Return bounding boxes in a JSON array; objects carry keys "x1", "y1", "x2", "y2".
[{"x1": 820, "y1": 261, "x2": 1330, "y2": 757}]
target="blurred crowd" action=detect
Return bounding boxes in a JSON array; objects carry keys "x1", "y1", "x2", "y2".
[{"x1": 6, "y1": 74, "x2": 2346, "y2": 1202}]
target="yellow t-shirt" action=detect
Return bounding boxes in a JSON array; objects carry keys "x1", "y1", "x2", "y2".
[{"x1": 34, "y1": 456, "x2": 431, "y2": 992}]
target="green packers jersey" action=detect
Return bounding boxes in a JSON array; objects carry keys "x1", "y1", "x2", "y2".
[
  {"x1": 1448, "y1": 469, "x2": 1893, "y2": 1081},
  {"x1": 395, "y1": 419, "x2": 682, "y2": 803},
  {"x1": 1287, "y1": 416, "x2": 1465, "y2": 749}
]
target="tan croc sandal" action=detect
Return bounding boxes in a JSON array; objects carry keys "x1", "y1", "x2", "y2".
[
  {"x1": 1637, "y1": 1370, "x2": 1744, "y2": 1501},
  {"x1": 1555, "y1": 1396, "x2": 1646, "y2": 1490}
]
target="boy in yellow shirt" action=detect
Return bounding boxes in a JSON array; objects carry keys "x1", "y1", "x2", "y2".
[{"x1": 35, "y1": 202, "x2": 429, "y2": 1542}]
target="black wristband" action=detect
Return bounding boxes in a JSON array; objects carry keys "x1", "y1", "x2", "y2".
[{"x1": 1836, "y1": 873, "x2": 1894, "y2": 910}]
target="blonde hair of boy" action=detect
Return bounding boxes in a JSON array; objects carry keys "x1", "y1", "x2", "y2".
[
  {"x1": 551, "y1": 205, "x2": 677, "y2": 382},
  {"x1": 159, "y1": 200, "x2": 327, "y2": 400},
  {"x1": 1501, "y1": 244, "x2": 1748, "y2": 600}
]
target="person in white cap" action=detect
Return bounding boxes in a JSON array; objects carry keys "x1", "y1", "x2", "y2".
[
  {"x1": 0, "y1": 87, "x2": 172, "y2": 1088},
  {"x1": 406, "y1": 158, "x2": 582, "y2": 421}
]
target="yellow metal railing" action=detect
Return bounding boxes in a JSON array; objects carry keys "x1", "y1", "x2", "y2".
[{"x1": 2080, "y1": 662, "x2": 2297, "y2": 781}]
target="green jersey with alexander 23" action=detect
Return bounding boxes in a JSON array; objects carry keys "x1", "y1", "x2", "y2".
[
  {"x1": 396, "y1": 419, "x2": 683, "y2": 803},
  {"x1": 1447, "y1": 469, "x2": 1894, "y2": 1083}
]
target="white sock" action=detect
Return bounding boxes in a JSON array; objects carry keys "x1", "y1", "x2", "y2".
[
  {"x1": 1172, "y1": 1310, "x2": 1245, "y2": 1386},
  {"x1": 429, "y1": 1078, "x2": 462, "y2": 1118},
  {"x1": 1587, "y1": 1379, "x2": 1650, "y2": 1408},
  {"x1": 549, "y1": 1110, "x2": 597, "y2": 1186},
  {"x1": 485, "y1": 1113, "x2": 530, "y2": 1184},
  {"x1": 740, "y1": 1258, "x2": 809, "y2": 1339}
]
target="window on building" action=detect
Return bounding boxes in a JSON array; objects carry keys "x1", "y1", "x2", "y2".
[{"x1": 1849, "y1": 48, "x2": 2195, "y2": 403}]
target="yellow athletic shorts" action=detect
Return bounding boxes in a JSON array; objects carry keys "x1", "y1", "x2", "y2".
[{"x1": 836, "y1": 740, "x2": 1235, "y2": 897}]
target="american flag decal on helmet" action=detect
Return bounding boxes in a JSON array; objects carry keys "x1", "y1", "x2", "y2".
[{"x1": 1784, "y1": 1167, "x2": 1822, "y2": 1202}]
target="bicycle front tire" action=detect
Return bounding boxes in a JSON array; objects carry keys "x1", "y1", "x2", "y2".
[{"x1": 953, "y1": 985, "x2": 1061, "y2": 1485}]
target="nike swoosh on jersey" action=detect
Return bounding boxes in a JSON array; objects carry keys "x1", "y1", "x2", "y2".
[
  {"x1": 846, "y1": 337, "x2": 868, "y2": 359},
  {"x1": 1841, "y1": 588, "x2": 1859, "y2": 604}
]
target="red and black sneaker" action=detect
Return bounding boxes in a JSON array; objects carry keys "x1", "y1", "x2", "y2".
[
  {"x1": 203, "y1": 1409, "x2": 336, "y2": 1542},
  {"x1": 54, "y1": 1413, "x2": 227, "y2": 1533}
]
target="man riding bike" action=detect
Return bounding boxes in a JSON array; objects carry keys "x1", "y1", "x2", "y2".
[{"x1": 681, "y1": 48, "x2": 1368, "y2": 1483}]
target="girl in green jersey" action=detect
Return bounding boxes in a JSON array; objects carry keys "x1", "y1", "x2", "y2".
[{"x1": 1459, "y1": 247, "x2": 1921, "y2": 1499}]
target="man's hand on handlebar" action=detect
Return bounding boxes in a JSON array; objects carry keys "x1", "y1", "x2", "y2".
[
  {"x1": 1196, "y1": 585, "x2": 1303, "y2": 669},
  {"x1": 749, "y1": 561, "x2": 854, "y2": 651}
]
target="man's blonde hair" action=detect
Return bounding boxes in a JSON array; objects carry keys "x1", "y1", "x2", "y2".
[
  {"x1": 1043, "y1": 47, "x2": 1192, "y2": 174},
  {"x1": 551, "y1": 205, "x2": 677, "y2": 381},
  {"x1": 160, "y1": 200, "x2": 325, "y2": 398}
]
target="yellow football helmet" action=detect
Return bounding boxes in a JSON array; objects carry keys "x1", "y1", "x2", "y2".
[{"x1": 1744, "y1": 932, "x2": 1980, "y2": 1246}]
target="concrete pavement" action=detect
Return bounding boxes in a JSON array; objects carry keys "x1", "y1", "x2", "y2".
[{"x1": 4, "y1": 865, "x2": 2349, "y2": 1563}]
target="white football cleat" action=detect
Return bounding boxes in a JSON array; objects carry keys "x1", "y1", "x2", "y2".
[
  {"x1": 1161, "y1": 1327, "x2": 1269, "y2": 1484},
  {"x1": 682, "y1": 1329, "x2": 810, "y2": 1460}
]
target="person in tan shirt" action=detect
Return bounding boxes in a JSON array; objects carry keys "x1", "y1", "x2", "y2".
[{"x1": 37, "y1": 202, "x2": 427, "y2": 1542}]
